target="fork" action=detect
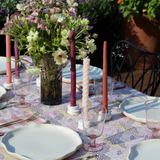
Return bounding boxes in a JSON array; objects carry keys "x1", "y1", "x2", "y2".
[{"x1": 0, "y1": 112, "x2": 39, "y2": 128}]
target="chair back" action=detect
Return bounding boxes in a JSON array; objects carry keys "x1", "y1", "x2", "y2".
[{"x1": 110, "y1": 40, "x2": 160, "y2": 96}]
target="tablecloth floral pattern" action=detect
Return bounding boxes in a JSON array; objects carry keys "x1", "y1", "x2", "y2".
[{"x1": 0, "y1": 71, "x2": 152, "y2": 160}]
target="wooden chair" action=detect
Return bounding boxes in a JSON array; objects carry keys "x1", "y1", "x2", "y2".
[{"x1": 109, "y1": 40, "x2": 160, "y2": 96}]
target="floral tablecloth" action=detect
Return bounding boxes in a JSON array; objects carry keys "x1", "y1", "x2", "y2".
[{"x1": 0, "y1": 70, "x2": 152, "y2": 160}]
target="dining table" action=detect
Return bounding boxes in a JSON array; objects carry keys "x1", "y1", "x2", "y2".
[{"x1": 0, "y1": 65, "x2": 153, "y2": 160}]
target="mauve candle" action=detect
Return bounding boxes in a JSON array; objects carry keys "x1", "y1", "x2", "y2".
[
  {"x1": 6, "y1": 17, "x2": 12, "y2": 83},
  {"x1": 70, "y1": 30, "x2": 76, "y2": 106},
  {"x1": 14, "y1": 38, "x2": 19, "y2": 77},
  {"x1": 103, "y1": 41, "x2": 108, "y2": 113}
]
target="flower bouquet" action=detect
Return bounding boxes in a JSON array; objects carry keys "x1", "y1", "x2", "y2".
[{"x1": 0, "y1": 0, "x2": 97, "y2": 105}]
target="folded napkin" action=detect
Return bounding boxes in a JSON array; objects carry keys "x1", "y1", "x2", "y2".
[
  {"x1": 76, "y1": 81, "x2": 126, "y2": 95},
  {"x1": 11, "y1": 56, "x2": 33, "y2": 69},
  {"x1": 0, "y1": 113, "x2": 46, "y2": 135},
  {"x1": 20, "y1": 55, "x2": 33, "y2": 69}
]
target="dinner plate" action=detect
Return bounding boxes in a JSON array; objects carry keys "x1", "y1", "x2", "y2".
[
  {"x1": 0, "y1": 56, "x2": 21, "y2": 74},
  {"x1": 1, "y1": 124, "x2": 82, "y2": 160},
  {"x1": 128, "y1": 139, "x2": 160, "y2": 160},
  {"x1": 62, "y1": 64, "x2": 103, "y2": 83},
  {"x1": 0, "y1": 86, "x2": 6, "y2": 99},
  {"x1": 119, "y1": 96, "x2": 160, "y2": 123}
]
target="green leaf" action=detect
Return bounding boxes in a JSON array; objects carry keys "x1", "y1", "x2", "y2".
[
  {"x1": 144, "y1": 3, "x2": 148, "y2": 7},
  {"x1": 123, "y1": 11, "x2": 129, "y2": 18},
  {"x1": 6, "y1": 58, "x2": 11, "y2": 62}
]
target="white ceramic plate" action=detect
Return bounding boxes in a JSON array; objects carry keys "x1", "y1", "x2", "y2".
[
  {"x1": 62, "y1": 64, "x2": 103, "y2": 83},
  {"x1": 128, "y1": 139, "x2": 160, "y2": 160},
  {"x1": 0, "y1": 86, "x2": 6, "y2": 99},
  {"x1": 0, "y1": 56, "x2": 21, "y2": 74},
  {"x1": 1, "y1": 124, "x2": 82, "y2": 160},
  {"x1": 119, "y1": 96, "x2": 160, "y2": 123}
]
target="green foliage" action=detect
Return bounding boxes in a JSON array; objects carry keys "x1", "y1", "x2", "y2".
[
  {"x1": 119, "y1": 0, "x2": 160, "y2": 22},
  {"x1": 75, "y1": 0, "x2": 118, "y2": 25},
  {"x1": 0, "y1": 0, "x2": 21, "y2": 22}
]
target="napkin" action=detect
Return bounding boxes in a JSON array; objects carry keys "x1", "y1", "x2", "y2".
[
  {"x1": 20, "y1": 55, "x2": 33, "y2": 69},
  {"x1": 11, "y1": 56, "x2": 33, "y2": 69},
  {"x1": 0, "y1": 113, "x2": 47, "y2": 135},
  {"x1": 76, "y1": 81, "x2": 126, "y2": 95}
]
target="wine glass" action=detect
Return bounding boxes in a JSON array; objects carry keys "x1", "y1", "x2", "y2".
[
  {"x1": 81, "y1": 105, "x2": 107, "y2": 152},
  {"x1": 94, "y1": 77, "x2": 103, "y2": 104},
  {"x1": 12, "y1": 71, "x2": 33, "y2": 108},
  {"x1": 145, "y1": 99, "x2": 160, "y2": 138},
  {"x1": 94, "y1": 77, "x2": 115, "y2": 104}
]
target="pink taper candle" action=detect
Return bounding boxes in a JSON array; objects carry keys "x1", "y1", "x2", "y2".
[
  {"x1": 82, "y1": 57, "x2": 90, "y2": 121},
  {"x1": 103, "y1": 41, "x2": 108, "y2": 113},
  {"x1": 6, "y1": 17, "x2": 12, "y2": 83},
  {"x1": 70, "y1": 30, "x2": 76, "y2": 106},
  {"x1": 14, "y1": 38, "x2": 19, "y2": 77}
]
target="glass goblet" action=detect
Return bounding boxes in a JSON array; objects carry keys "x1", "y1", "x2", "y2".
[
  {"x1": 94, "y1": 77, "x2": 115, "y2": 104},
  {"x1": 145, "y1": 99, "x2": 160, "y2": 138},
  {"x1": 12, "y1": 71, "x2": 33, "y2": 108},
  {"x1": 81, "y1": 106, "x2": 107, "y2": 152},
  {"x1": 94, "y1": 77, "x2": 103, "y2": 104}
]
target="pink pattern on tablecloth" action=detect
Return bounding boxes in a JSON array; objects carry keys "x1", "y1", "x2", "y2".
[
  {"x1": 138, "y1": 128, "x2": 152, "y2": 137},
  {"x1": 0, "y1": 113, "x2": 46, "y2": 135},
  {"x1": 103, "y1": 127, "x2": 119, "y2": 135},
  {"x1": 44, "y1": 111, "x2": 61, "y2": 119},
  {"x1": 117, "y1": 117, "x2": 130, "y2": 122}
]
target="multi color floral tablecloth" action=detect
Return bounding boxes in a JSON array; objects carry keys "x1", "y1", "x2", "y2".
[{"x1": 0, "y1": 70, "x2": 153, "y2": 160}]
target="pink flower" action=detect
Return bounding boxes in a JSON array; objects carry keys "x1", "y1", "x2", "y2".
[
  {"x1": 31, "y1": 11, "x2": 39, "y2": 17},
  {"x1": 43, "y1": 8, "x2": 50, "y2": 15},
  {"x1": 37, "y1": 19, "x2": 49, "y2": 31},
  {"x1": 10, "y1": 12, "x2": 22, "y2": 20},
  {"x1": 33, "y1": 17, "x2": 40, "y2": 24},
  {"x1": 41, "y1": 19, "x2": 46, "y2": 25},
  {"x1": 23, "y1": 6, "x2": 30, "y2": 13},
  {"x1": 42, "y1": 0, "x2": 50, "y2": 5},
  {"x1": 49, "y1": 7, "x2": 60, "y2": 14}
]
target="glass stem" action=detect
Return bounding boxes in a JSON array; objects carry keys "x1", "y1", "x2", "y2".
[
  {"x1": 90, "y1": 138, "x2": 96, "y2": 147},
  {"x1": 20, "y1": 97, "x2": 25, "y2": 105},
  {"x1": 152, "y1": 131, "x2": 158, "y2": 138}
]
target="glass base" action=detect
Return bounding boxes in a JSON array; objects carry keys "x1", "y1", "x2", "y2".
[
  {"x1": 41, "y1": 99, "x2": 61, "y2": 105},
  {"x1": 14, "y1": 102, "x2": 31, "y2": 108},
  {"x1": 82, "y1": 143, "x2": 103, "y2": 152},
  {"x1": 152, "y1": 131, "x2": 160, "y2": 139}
]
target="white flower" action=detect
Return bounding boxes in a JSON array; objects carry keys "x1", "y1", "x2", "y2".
[
  {"x1": 61, "y1": 29, "x2": 70, "y2": 38},
  {"x1": 53, "y1": 14, "x2": 66, "y2": 24},
  {"x1": 68, "y1": 7, "x2": 78, "y2": 14},
  {"x1": 27, "y1": 30, "x2": 39, "y2": 42},
  {"x1": 16, "y1": 4, "x2": 23, "y2": 11},
  {"x1": 81, "y1": 18, "x2": 89, "y2": 25},
  {"x1": 77, "y1": 48, "x2": 88, "y2": 59},
  {"x1": 67, "y1": 0, "x2": 78, "y2": 7},
  {"x1": 26, "y1": 67, "x2": 41, "y2": 75},
  {"x1": 53, "y1": 48, "x2": 68, "y2": 65},
  {"x1": 87, "y1": 39, "x2": 97, "y2": 54},
  {"x1": 61, "y1": 38, "x2": 70, "y2": 46}
]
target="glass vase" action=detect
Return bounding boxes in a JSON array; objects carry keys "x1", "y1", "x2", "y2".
[{"x1": 41, "y1": 53, "x2": 63, "y2": 105}]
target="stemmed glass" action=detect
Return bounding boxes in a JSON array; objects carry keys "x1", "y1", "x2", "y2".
[
  {"x1": 145, "y1": 99, "x2": 160, "y2": 138},
  {"x1": 94, "y1": 77, "x2": 103, "y2": 104},
  {"x1": 12, "y1": 71, "x2": 33, "y2": 108},
  {"x1": 94, "y1": 77, "x2": 115, "y2": 104},
  {"x1": 81, "y1": 106, "x2": 107, "y2": 152}
]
